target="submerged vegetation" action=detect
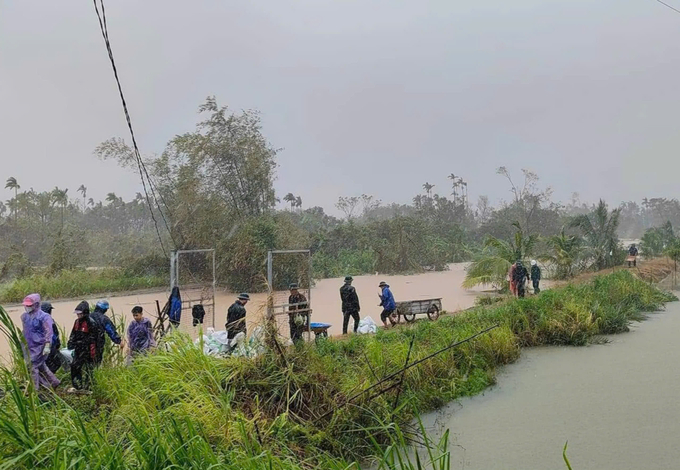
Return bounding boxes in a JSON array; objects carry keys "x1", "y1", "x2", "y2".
[{"x1": 0, "y1": 270, "x2": 673, "y2": 468}]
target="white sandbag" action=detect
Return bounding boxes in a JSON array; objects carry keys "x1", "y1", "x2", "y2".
[
  {"x1": 212, "y1": 330, "x2": 231, "y2": 345},
  {"x1": 357, "y1": 316, "x2": 377, "y2": 335},
  {"x1": 60, "y1": 349, "x2": 74, "y2": 366}
]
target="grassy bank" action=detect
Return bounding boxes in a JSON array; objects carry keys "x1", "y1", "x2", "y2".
[
  {"x1": 0, "y1": 270, "x2": 674, "y2": 468},
  {"x1": 0, "y1": 269, "x2": 166, "y2": 303}
]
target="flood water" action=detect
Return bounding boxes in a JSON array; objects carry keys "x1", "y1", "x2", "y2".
[
  {"x1": 0, "y1": 263, "x2": 482, "y2": 359},
  {"x1": 421, "y1": 300, "x2": 680, "y2": 470}
]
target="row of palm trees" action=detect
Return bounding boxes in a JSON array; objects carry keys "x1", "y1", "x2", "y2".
[
  {"x1": 463, "y1": 200, "x2": 622, "y2": 289},
  {"x1": 422, "y1": 174, "x2": 468, "y2": 206},
  {"x1": 283, "y1": 193, "x2": 302, "y2": 211},
  {"x1": 3, "y1": 177, "x2": 143, "y2": 229}
]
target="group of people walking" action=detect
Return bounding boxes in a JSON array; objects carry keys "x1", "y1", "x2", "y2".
[
  {"x1": 20, "y1": 294, "x2": 156, "y2": 394},
  {"x1": 224, "y1": 277, "x2": 398, "y2": 343},
  {"x1": 508, "y1": 260, "x2": 542, "y2": 298}
]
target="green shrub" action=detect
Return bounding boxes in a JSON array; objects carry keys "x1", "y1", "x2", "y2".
[
  {"x1": 0, "y1": 270, "x2": 674, "y2": 468},
  {"x1": 0, "y1": 268, "x2": 165, "y2": 303}
]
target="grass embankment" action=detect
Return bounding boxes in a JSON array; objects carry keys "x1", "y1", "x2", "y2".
[
  {"x1": 0, "y1": 269, "x2": 166, "y2": 303},
  {"x1": 0, "y1": 270, "x2": 674, "y2": 469}
]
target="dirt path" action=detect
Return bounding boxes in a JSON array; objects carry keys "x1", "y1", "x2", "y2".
[
  {"x1": 422, "y1": 300, "x2": 680, "y2": 469},
  {"x1": 0, "y1": 263, "x2": 483, "y2": 359}
]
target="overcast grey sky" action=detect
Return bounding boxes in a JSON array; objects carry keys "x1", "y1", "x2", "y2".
[{"x1": 2, "y1": 0, "x2": 680, "y2": 215}]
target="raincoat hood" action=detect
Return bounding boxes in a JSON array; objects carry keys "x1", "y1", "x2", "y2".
[
  {"x1": 74, "y1": 301, "x2": 90, "y2": 316},
  {"x1": 23, "y1": 293, "x2": 41, "y2": 309}
]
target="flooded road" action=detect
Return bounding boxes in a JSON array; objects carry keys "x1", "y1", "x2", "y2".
[
  {"x1": 422, "y1": 300, "x2": 680, "y2": 470},
  {"x1": 0, "y1": 263, "x2": 482, "y2": 359}
]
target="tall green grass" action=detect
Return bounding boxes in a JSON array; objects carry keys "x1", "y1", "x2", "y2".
[
  {"x1": 0, "y1": 269, "x2": 166, "y2": 303},
  {"x1": 0, "y1": 270, "x2": 674, "y2": 468}
]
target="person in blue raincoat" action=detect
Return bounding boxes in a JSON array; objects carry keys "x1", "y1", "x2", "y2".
[
  {"x1": 90, "y1": 300, "x2": 122, "y2": 366},
  {"x1": 21, "y1": 293, "x2": 60, "y2": 390},
  {"x1": 167, "y1": 287, "x2": 182, "y2": 328},
  {"x1": 378, "y1": 281, "x2": 397, "y2": 328}
]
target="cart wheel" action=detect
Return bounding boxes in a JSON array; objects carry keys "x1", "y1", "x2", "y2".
[
  {"x1": 403, "y1": 311, "x2": 416, "y2": 323},
  {"x1": 427, "y1": 305, "x2": 440, "y2": 321}
]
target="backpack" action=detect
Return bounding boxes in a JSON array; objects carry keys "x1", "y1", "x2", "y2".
[{"x1": 192, "y1": 304, "x2": 206, "y2": 326}]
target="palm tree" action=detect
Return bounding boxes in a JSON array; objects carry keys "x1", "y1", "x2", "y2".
[
  {"x1": 51, "y1": 187, "x2": 69, "y2": 229},
  {"x1": 541, "y1": 228, "x2": 584, "y2": 279},
  {"x1": 422, "y1": 182, "x2": 435, "y2": 198},
  {"x1": 106, "y1": 192, "x2": 119, "y2": 205},
  {"x1": 36, "y1": 192, "x2": 54, "y2": 224},
  {"x1": 295, "y1": 195, "x2": 302, "y2": 210},
  {"x1": 5, "y1": 177, "x2": 20, "y2": 223},
  {"x1": 283, "y1": 192, "x2": 296, "y2": 211},
  {"x1": 77, "y1": 185, "x2": 87, "y2": 212},
  {"x1": 569, "y1": 199, "x2": 621, "y2": 271},
  {"x1": 87, "y1": 198, "x2": 95, "y2": 207},
  {"x1": 463, "y1": 222, "x2": 538, "y2": 289}
]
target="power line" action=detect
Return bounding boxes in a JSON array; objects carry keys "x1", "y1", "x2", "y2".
[
  {"x1": 657, "y1": 0, "x2": 680, "y2": 15},
  {"x1": 92, "y1": 0, "x2": 177, "y2": 255}
]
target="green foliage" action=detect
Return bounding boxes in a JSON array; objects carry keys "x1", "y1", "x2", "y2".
[
  {"x1": 641, "y1": 221, "x2": 675, "y2": 258},
  {"x1": 0, "y1": 269, "x2": 165, "y2": 303},
  {"x1": 570, "y1": 200, "x2": 621, "y2": 270},
  {"x1": 0, "y1": 250, "x2": 31, "y2": 281},
  {"x1": 542, "y1": 228, "x2": 584, "y2": 279},
  {"x1": 464, "y1": 222, "x2": 537, "y2": 288},
  {"x1": 48, "y1": 228, "x2": 88, "y2": 273},
  {"x1": 0, "y1": 270, "x2": 671, "y2": 468}
]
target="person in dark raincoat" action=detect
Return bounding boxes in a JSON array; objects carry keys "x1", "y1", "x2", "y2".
[
  {"x1": 288, "y1": 283, "x2": 309, "y2": 343},
  {"x1": 628, "y1": 244, "x2": 639, "y2": 268},
  {"x1": 67, "y1": 301, "x2": 101, "y2": 391},
  {"x1": 513, "y1": 261, "x2": 530, "y2": 298},
  {"x1": 530, "y1": 260, "x2": 542, "y2": 294},
  {"x1": 21, "y1": 294, "x2": 60, "y2": 390},
  {"x1": 90, "y1": 299, "x2": 122, "y2": 366},
  {"x1": 41, "y1": 302, "x2": 62, "y2": 374},
  {"x1": 378, "y1": 281, "x2": 397, "y2": 328},
  {"x1": 340, "y1": 276, "x2": 361, "y2": 334},
  {"x1": 226, "y1": 293, "x2": 249, "y2": 340},
  {"x1": 127, "y1": 306, "x2": 156, "y2": 363}
]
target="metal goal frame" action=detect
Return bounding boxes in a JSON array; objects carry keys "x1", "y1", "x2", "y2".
[
  {"x1": 169, "y1": 248, "x2": 217, "y2": 329},
  {"x1": 266, "y1": 249, "x2": 313, "y2": 339}
]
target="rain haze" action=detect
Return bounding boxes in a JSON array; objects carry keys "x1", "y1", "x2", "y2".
[{"x1": 2, "y1": 0, "x2": 680, "y2": 213}]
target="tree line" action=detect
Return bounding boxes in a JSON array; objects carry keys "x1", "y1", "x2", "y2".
[{"x1": 1, "y1": 96, "x2": 678, "y2": 292}]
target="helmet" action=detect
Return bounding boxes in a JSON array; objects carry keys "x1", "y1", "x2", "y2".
[{"x1": 96, "y1": 300, "x2": 110, "y2": 311}]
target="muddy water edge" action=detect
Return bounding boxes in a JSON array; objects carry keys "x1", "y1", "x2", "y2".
[
  {"x1": 0, "y1": 263, "x2": 483, "y2": 360},
  {"x1": 421, "y1": 300, "x2": 680, "y2": 470}
]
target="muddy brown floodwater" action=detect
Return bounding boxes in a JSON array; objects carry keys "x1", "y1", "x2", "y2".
[
  {"x1": 0, "y1": 263, "x2": 483, "y2": 360},
  {"x1": 421, "y1": 300, "x2": 680, "y2": 470}
]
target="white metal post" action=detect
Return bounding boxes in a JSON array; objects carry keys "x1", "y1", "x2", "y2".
[
  {"x1": 170, "y1": 251, "x2": 177, "y2": 289},
  {"x1": 212, "y1": 249, "x2": 216, "y2": 327}
]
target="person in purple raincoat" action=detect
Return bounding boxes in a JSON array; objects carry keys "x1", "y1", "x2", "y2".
[
  {"x1": 20, "y1": 293, "x2": 60, "y2": 391},
  {"x1": 126, "y1": 306, "x2": 156, "y2": 364}
]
